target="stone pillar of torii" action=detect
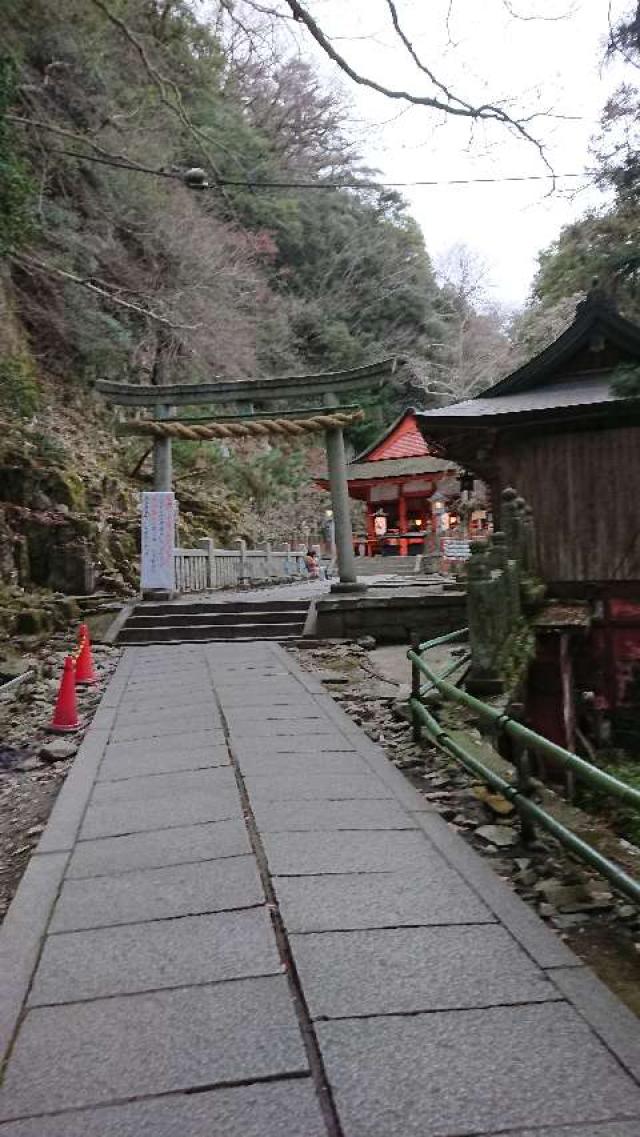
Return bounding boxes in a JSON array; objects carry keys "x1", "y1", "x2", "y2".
[{"x1": 96, "y1": 359, "x2": 398, "y2": 593}]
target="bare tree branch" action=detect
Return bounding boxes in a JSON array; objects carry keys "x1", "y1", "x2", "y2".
[
  {"x1": 445, "y1": 0, "x2": 459, "y2": 47},
  {"x1": 283, "y1": 0, "x2": 553, "y2": 171},
  {"x1": 10, "y1": 253, "x2": 199, "y2": 330},
  {"x1": 385, "y1": 1, "x2": 467, "y2": 110},
  {"x1": 7, "y1": 114, "x2": 177, "y2": 179}
]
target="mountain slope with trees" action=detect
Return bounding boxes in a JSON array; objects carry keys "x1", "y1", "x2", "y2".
[{"x1": 0, "y1": 0, "x2": 514, "y2": 627}]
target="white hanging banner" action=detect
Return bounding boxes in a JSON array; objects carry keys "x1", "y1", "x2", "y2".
[{"x1": 141, "y1": 491, "x2": 176, "y2": 591}]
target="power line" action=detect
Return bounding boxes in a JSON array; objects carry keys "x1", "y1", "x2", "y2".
[
  {"x1": 50, "y1": 147, "x2": 587, "y2": 191},
  {"x1": 208, "y1": 172, "x2": 586, "y2": 189}
]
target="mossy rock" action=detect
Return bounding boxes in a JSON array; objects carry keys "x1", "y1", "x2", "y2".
[
  {"x1": 0, "y1": 354, "x2": 39, "y2": 419},
  {"x1": 0, "y1": 607, "x2": 16, "y2": 637},
  {"x1": 0, "y1": 462, "x2": 86, "y2": 512},
  {"x1": 15, "y1": 607, "x2": 50, "y2": 635},
  {"x1": 51, "y1": 598, "x2": 81, "y2": 628},
  {"x1": 0, "y1": 465, "x2": 37, "y2": 506},
  {"x1": 40, "y1": 469, "x2": 86, "y2": 512}
]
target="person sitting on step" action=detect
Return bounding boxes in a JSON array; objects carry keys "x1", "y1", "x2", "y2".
[{"x1": 304, "y1": 548, "x2": 320, "y2": 579}]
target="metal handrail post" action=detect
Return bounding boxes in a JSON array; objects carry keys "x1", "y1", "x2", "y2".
[{"x1": 410, "y1": 633, "x2": 422, "y2": 743}]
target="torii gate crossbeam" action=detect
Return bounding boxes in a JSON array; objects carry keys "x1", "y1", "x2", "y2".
[{"x1": 95, "y1": 358, "x2": 399, "y2": 592}]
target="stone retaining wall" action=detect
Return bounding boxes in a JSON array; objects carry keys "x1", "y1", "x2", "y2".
[{"x1": 315, "y1": 590, "x2": 466, "y2": 644}]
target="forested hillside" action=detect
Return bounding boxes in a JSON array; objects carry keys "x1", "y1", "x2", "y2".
[
  {"x1": 1, "y1": 0, "x2": 456, "y2": 388},
  {"x1": 0, "y1": 0, "x2": 514, "y2": 625}
]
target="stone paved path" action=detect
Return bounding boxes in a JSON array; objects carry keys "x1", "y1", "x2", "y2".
[{"x1": 1, "y1": 643, "x2": 640, "y2": 1136}]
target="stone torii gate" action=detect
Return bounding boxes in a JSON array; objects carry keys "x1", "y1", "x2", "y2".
[{"x1": 96, "y1": 359, "x2": 397, "y2": 592}]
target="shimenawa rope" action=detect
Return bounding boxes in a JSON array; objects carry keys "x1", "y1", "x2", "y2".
[{"x1": 119, "y1": 408, "x2": 364, "y2": 440}]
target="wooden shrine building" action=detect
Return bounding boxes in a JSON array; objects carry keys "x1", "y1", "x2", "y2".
[{"x1": 416, "y1": 287, "x2": 640, "y2": 743}]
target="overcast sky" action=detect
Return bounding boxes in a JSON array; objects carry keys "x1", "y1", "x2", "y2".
[{"x1": 275, "y1": 0, "x2": 629, "y2": 309}]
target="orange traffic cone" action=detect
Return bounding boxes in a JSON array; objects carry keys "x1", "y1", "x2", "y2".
[
  {"x1": 48, "y1": 656, "x2": 80, "y2": 733},
  {"x1": 76, "y1": 624, "x2": 97, "y2": 686}
]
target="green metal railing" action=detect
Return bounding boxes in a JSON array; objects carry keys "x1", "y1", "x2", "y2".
[{"x1": 407, "y1": 629, "x2": 640, "y2": 906}]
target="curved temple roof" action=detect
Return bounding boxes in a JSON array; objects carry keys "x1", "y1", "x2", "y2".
[
  {"x1": 95, "y1": 358, "x2": 399, "y2": 408},
  {"x1": 416, "y1": 289, "x2": 640, "y2": 433}
]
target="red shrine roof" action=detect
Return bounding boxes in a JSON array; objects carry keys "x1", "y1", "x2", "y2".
[
  {"x1": 344, "y1": 409, "x2": 453, "y2": 482},
  {"x1": 358, "y1": 410, "x2": 430, "y2": 462},
  {"x1": 315, "y1": 408, "x2": 454, "y2": 494}
]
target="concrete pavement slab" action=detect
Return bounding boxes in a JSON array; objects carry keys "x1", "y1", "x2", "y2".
[
  {"x1": 111, "y1": 712, "x2": 222, "y2": 742},
  {"x1": 263, "y1": 829, "x2": 439, "y2": 875},
  {"x1": 233, "y1": 739, "x2": 357, "y2": 757},
  {"x1": 317, "y1": 1003, "x2": 640, "y2": 1137},
  {"x1": 291, "y1": 925, "x2": 557, "y2": 1017},
  {"x1": 230, "y1": 722, "x2": 344, "y2": 740},
  {"x1": 114, "y1": 702, "x2": 220, "y2": 724},
  {"x1": 218, "y1": 693, "x2": 308, "y2": 706},
  {"x1": 30, "y1": 908, "x2": 280, "y2": 1005},
  {"x1": 91, "y1": 766, "x2": 236, "y2": 804},
  {"x1": 240, "y1": 754, "x2": 368, "y2": 782},
  {"x1": 244, "y1": 772, "x2": 387, "y2": 799},
  {"x1": 51, "y1": 855, "x2": 263, "y2": 931},
  {"x1": 124, "y1": 663, "x2": 208, "y2": 677},
  {"x1": 213, "y1": 678, "x2": 299, "y2": 690},
  {"x1": 98, "y1": 744, "x2": 230, "y2": 780},
  {"x1": 217, "y1": 691, "x2": 304, "y2": 707},
  {"x1": 79, "y1": 786, "x2": 242, "y2": 839},
  {"x1": 0, "y1": 1080, "x2": 327, "y2": 1137},
  {"x1": 274, "y1": 867, "x2": 493, "y2": 931},
  {"x1": 0, "y1": 853, "x2": 68, "y2": 1064},
  {"x1": 103, "y1": 730, "x2": 223, "y2": 760},
  {"x1": 118, "y1": 677, "x2": 211, "y2": 694},
  {"x1": 253, "y1": 798, "x2": 415, "y2": 832},
  {"x1": 67, "y1": 819, "x2": 251, "y2": 878},
  {"x1": 225, "y1": 707, "x2": 323, "y2": 722},
  {"x1": 549, "y1": 965, "x2": 640, "y2": 1081},
  {"x1": 116, "y1": 689, "x2": 214, "y2": 710},
  {"x1": 0, "y1": 976, "x2": 308, "y2": 1119},
  {"x1": 115, "y1": 698, "x2": 216, "y2": 719}
]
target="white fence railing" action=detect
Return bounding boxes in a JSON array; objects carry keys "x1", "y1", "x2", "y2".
[{"x1": 174, "y1": 539, "x2": 309, "y2": 594}]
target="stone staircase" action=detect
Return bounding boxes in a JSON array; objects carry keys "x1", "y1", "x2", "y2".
[
  {"x1": 355, "y1": 555, "x2": 419, "y2": 577},
  {"x1": 116, "y1": 599, "x2": 310, "y2": 644}
]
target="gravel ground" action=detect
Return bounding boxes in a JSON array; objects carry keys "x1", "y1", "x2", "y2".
[{"x1": 0, "y1": 637, "x2": 121, "y2": 920}]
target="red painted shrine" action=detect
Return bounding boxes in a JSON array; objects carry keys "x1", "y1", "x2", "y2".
[{"x1": 320, "y1": 410, "x2": 462, "y2": 556}]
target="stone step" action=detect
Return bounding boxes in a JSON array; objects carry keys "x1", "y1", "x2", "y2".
[
  {"x1": 118, "y1": 620, "x2": 306, "y2": 644},
  {"x1": 135, "y1": 599, "x2": 310, "y2": 617},
  {"x1": 126, "y1": 608, "x2": 309, "y2": 628},
  {"x1": 355, "y1": 557, "x2": 419, "y2": 576}
]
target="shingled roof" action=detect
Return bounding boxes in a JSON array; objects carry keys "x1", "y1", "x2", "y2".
[
  {"x1": 346, "y1": 409, "x2": 455, "y2": 479},
  {"x1": 416, "y1": 289, "x2": 640, "y2": 432},
  {"x1": 345, "y1": 455, "x2": 453, "y2": 480},
  {"x1": 421, "y1": 377, "x2": 618, "y2": 423}
]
